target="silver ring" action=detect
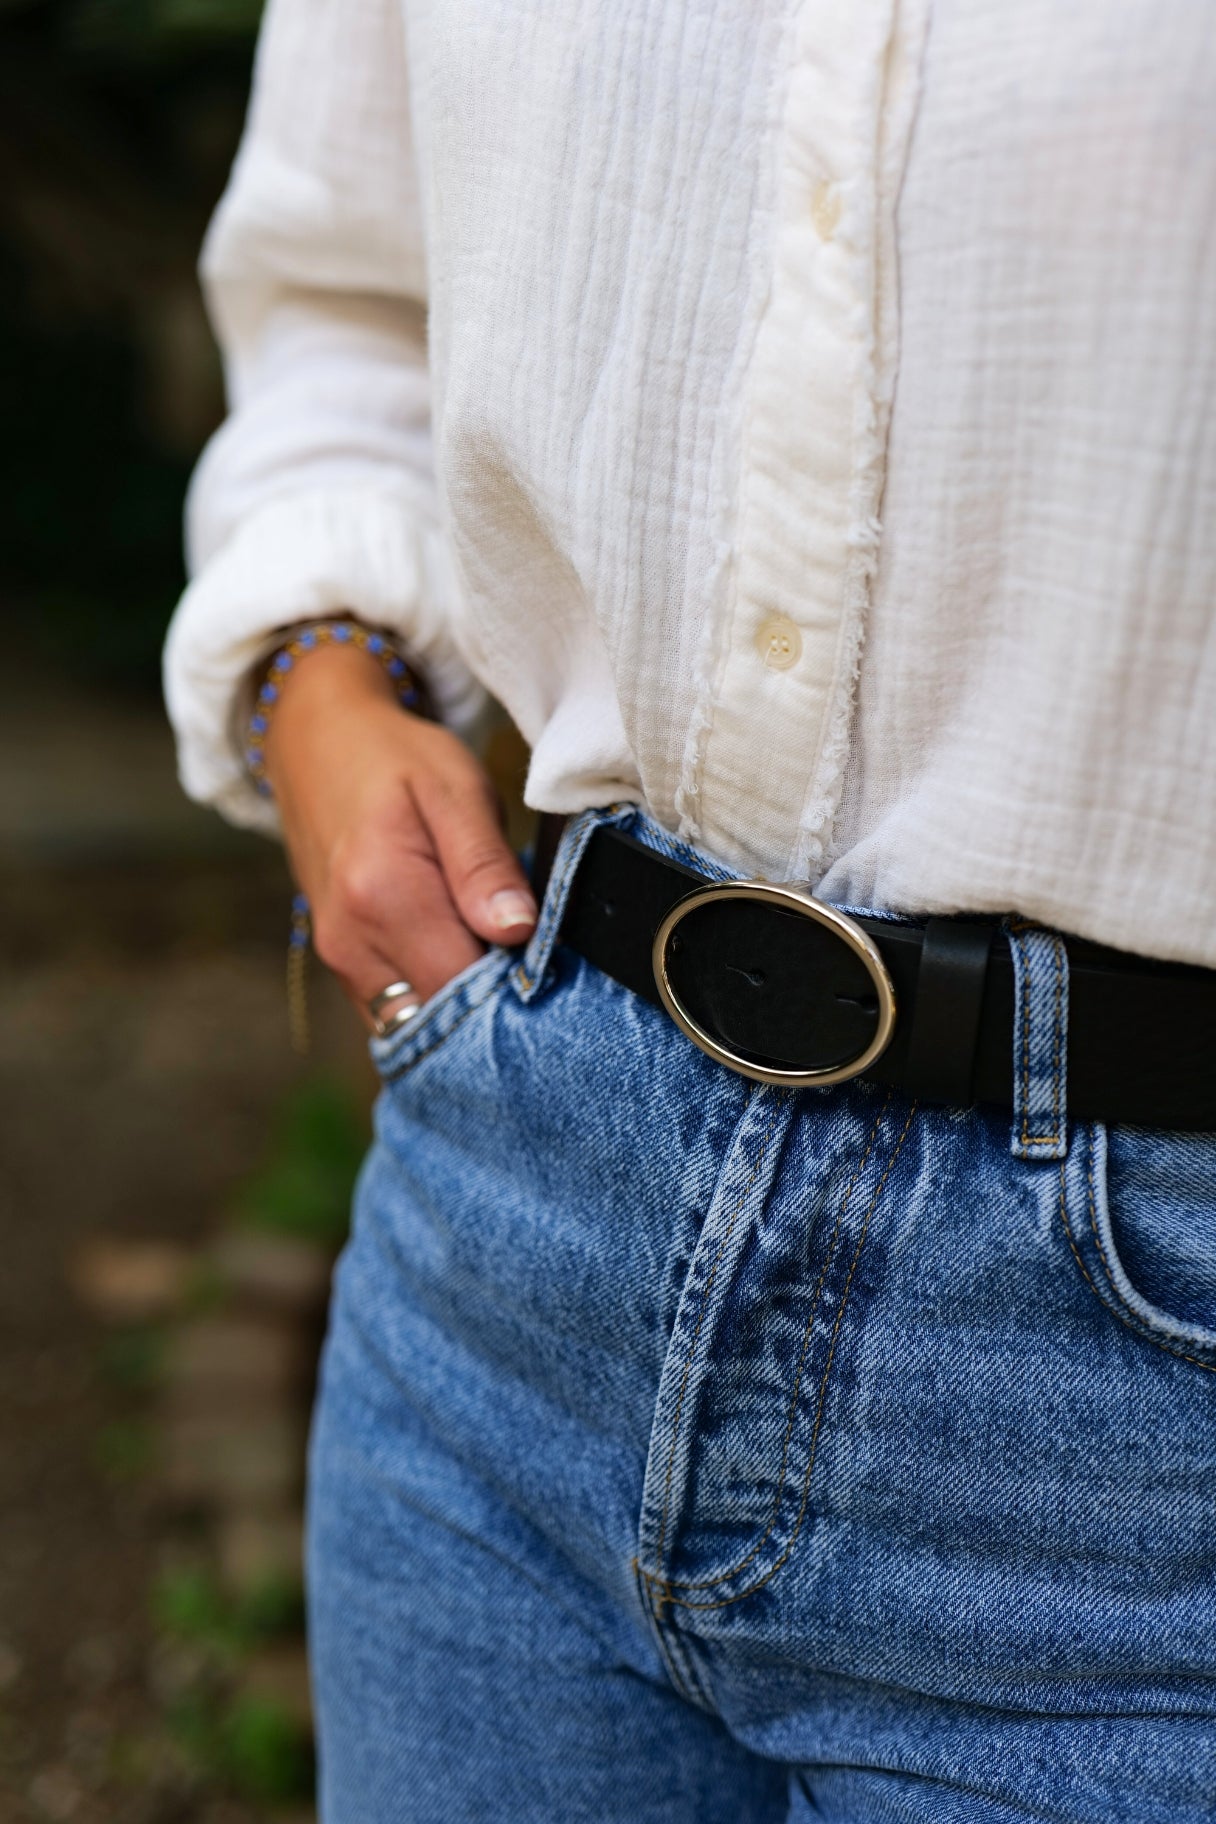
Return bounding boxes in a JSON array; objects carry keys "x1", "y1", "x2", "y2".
[{"x1": 367, "y1": 980, "x2": 422, "y2": 1037}]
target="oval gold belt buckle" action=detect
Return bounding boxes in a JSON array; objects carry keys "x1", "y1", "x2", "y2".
[{"x1": 651, "y1": 880, "x2": 897, "y2": 1088}]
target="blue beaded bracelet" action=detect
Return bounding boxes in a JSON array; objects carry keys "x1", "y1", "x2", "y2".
[
  {"x1": 246, "y1": 620, "x2": 424, "y2": 1054},
  {"x1": 245, "y1": 619, "x2": 423, "y2": 799},
  {"x1": 287, "y1": 891, "x2": 312, "y2": 1056}
]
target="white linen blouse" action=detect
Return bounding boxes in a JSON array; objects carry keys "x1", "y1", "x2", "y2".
[{"x1": 163, "y1": 0, "x2": 1216, "y2": 966}]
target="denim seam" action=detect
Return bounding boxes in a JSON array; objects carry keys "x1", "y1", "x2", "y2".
[
  {"x1": 379, "y1": 965, "x2": 508, "y2": 1084},
  {"x1": 634, "y1": 1559, "x2": 696, "y2": 1702},
  {"x1": 1083, "y1": 1133, "x2": 1216, "y2": 1372},
  {"x1": 511, "y1": 802, "x2": 635, "y2": 999},
  {"x1": 511, "y1": 825, "x2": 585, "y2": 996},
  {"x1": 662, "y1": 1622, "x2": 715, "y2": 1712},
  {"x1": 632, "y1": 1557, "x2": 714, "y2": 1711},
  {"x1": 1015, "y1": 928, "x2": 1065, "y2": 1150},
  {"x1": 647, "y1": 1093, "x2": 892, "y2": 1597},
  {"x1": 651, "y1": 1090, "x2": 782, "y2": 1570},
  {"x1": 648, "y1": 1102, "x2": 918, "y2": 1612},
  {"x1": 1058, "y1": 1136, "x2": 1216, "y2": 1375},
  {"x1": 1057, "y1": 1157, "x2": 1101, "y2": 1299}
]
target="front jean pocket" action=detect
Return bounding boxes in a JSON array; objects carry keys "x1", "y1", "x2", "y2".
[
  {"x1": 637, "y1": 1086, "x2": 919, "y2": 1630},
  {"x1": 1061, "y1": 1121, "x2": 1216, "y2": 1372},
  {"x1": 367, "y1": 944, "x2": 514, "y2": 1083}
]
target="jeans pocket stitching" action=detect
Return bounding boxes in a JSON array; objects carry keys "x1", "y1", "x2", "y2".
[
  {"x1": 648, "y1": 1092, "x2": 892, "y2": 1600},
  {"x1": 649, "y1": 1090, "x2": 783, "y2": 1572},
  {"x1": 1059, "y1": 1129, "x2": 1216, "y2": 1375},
  {"x1": 647, "y1": 1099, "x2": 918, "y2": 1614},
  {"x1": 372, "y1": 949, "x2": 511, "y2": 1083}
]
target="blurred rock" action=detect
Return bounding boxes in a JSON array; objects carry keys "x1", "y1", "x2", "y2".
[
  {"x1": 62, "y1": 1634, "x2": 120, "y2": 1695},
  {"x1": 0, "y1": 1637, "x2": 22, "y2": 1693},
  {"x1": 160, "y1": 1414, "x2": 304, "y2": 1513},
  {"x1": 242, "y1": 1644, "x2": 313, "y2": 1730},
  {"x1": 62, "y1": 1708, "x2": 110, "y2": 1781},
  {"x1": 217, "y1": 1511, "x2": 304, "y2": 1600},
  {"x1": 164, "y1": 1316, "x2": 309, "y2": 1410},
  {"x1": 68, "y1": 1239, "x2": 193, "y2": 1323},
  {"x1": 28, "y1": 1764, "x2": 82, "y2": 1820},
  {"x1": 146, "y1": 1637, "x2": 210, "y2": 1710},
  {"x1": 209, "y1": 1231, "x2": 331, "y2": 1315}
]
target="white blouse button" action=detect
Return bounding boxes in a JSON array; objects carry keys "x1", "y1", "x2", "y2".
[
  {"x1": 810, "y1": 177, "x2": 841, "y2": 241},
  {"x1": 757, "y1": 614, "x2": 802, "y2": 671}
]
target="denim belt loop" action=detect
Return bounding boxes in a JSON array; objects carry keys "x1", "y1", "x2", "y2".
[
  {"x1": 513, "y1": 803, "x2": 639, "y2": 1003},
  {"x1": 1004, "y1": 920, "x2": 1070, "y2": 1161}
]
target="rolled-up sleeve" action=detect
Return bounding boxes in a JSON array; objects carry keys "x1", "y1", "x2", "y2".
[{"x1": 163, "y1": 0, "x2": 486, "y2": 832}]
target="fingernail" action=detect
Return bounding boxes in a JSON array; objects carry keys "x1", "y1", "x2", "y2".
[{"x1": 488, "y1": 888, "x2": 538, "y2": 931}]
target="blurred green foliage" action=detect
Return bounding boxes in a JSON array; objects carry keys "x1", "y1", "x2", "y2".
[
  {"x1": 93, "y1": 1414, "x2": 156, "y2": 1479},
  {"x1": 169, "y1": 1691, "x2": 314, "y2": 1804},
  {"x1": 0, "y1": 0, "x2": 262, "y2": 687},
  {"x1": 154, "y1": 1563, "x2": 304, "y2": 1655},
  {"x1": 155, "y1": 1565, "x2": 314, "y2": 1803},
  {"x1": 61, "y1": 0, "x2": 264, "y2": 51},
  {"x1": 235, "y1": 1074, "x2": 368, "y2": 1247},
  {"x1": 97, "y1": 1320, "x2": 168, "y2": 1392}
]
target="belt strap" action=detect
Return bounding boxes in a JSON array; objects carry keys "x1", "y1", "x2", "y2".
[
  {"x1": 537, "y1": 819, "x2": 1216, "y2": 1130},
  {"x1": 903, "y1": 919, "x2": 993, "y2": 1108}
]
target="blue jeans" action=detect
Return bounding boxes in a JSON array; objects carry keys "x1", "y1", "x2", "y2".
[{"x1": 308, "y1": 806, "x2": 1216, "y2": 1822}]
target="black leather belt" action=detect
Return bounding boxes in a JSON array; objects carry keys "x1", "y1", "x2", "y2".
[{"x1": 532, "y1": 817, "x2": 1216, "y2": 1129}]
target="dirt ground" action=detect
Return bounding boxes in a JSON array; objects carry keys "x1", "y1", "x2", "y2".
[{"x1": 0, "y1": 677, "x2": 369, "y2": 1824}]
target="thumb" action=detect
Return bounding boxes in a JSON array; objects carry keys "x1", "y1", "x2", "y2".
[{"x1": 415, "y1": 769, "x2": 539, "y2": 946}]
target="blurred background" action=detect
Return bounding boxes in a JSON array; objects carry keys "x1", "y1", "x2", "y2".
[{"x1": 0, "y1": 5, "x2": 527, "y2": 1818}]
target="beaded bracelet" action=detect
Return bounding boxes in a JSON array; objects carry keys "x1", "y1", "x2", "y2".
[
  {"x1": 244, "y1": 619, "x2": 424, "y2": 799},
  {"x1": 243, "y1": 619, "x2": 425, "y2": 1054},
  {"x1": 287, "y1": 890, "x2": 313, "y2": 1058}
]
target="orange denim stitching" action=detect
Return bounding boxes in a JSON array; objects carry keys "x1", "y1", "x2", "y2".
[
  {"x1": 633, "y1": 1555, "x2": 695, "y2": 1697},
  {"x1": 649, "y1": 1102, "x2": 917, "y2": 1613},
  {"x1": 651, "y1": 1094, "x2": 785, "y2": 1568},
  {"x1": 650, "y1": 1094, "x2": 892, "y2": 1595},
  {"x1": 1057, "y1": 1155, "x2": 1099, "y2": 1296}
]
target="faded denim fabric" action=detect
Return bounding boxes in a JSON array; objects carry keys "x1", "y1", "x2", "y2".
[{"x1": 307, "y1": 806, "x2": 1216, "y2": 1824}]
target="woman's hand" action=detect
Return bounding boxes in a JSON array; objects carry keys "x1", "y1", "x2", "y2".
[{"x1": 264, "y1": 642, "x2": 537, "y2": 1027}]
